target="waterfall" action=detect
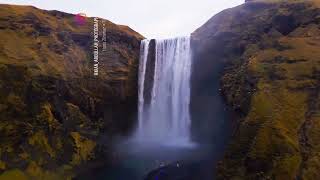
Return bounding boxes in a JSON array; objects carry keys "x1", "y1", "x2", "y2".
[
  {"x1": 138, "y1": 39, "x2": 150, "y2": 132},
  {"x1": 136, "y1": 36, "x2": 192, "y2": 146}
]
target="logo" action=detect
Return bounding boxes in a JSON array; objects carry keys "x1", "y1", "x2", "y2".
[{"x1": 74, "y1": 13, "x2": 87, "y2": 26}]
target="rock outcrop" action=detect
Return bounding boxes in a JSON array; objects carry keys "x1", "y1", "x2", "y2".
[
  {"x1": 0, "y1": 4, "x2": 143, "y2": 179},
  {"x1": 192, "y1": 0, "x2": 320, "y2": 179}
]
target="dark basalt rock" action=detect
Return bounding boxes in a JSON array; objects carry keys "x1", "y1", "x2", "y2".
[
  {"x1": 143, "y1": 39, "x2": 156, "y2": 106},
  {"x1": 71, "y1": 33, "x2": 91, "y2": 48},
  {"x1": 272, "y1": 15, "x2": 299, "y2": 35}
]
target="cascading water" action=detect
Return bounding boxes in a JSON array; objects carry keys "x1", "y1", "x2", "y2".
[
  {"x1": 93, "y1": 36, "x2": 230, "y2": 180},
  {"x1": 136, "y1": 36, "x2": 192, "y2": 146}
]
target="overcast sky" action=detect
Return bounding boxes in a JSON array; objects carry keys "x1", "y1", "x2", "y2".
[{"x1": 0, "y1": 0, "x2": 244, "y2": 38}]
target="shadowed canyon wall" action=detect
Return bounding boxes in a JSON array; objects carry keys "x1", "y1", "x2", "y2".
[{"x1": 192, "y1": 0, "x2": 320, "y2": 179}]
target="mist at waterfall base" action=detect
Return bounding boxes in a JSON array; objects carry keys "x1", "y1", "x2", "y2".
[{"x1": 94, "y1": 37, "x2": 232, "y2": 180}]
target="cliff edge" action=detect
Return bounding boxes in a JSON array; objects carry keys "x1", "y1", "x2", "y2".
[
  {"x1": 192, "y1": 0, "x2": 320, "y2": 179},
  {"x1": 0, "y1": 4, "x2": 143, "y2": 179}
]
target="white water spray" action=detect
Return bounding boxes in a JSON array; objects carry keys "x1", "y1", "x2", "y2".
[{"x1": 136, "y1": 36, "x2": 192, "y2": 146}]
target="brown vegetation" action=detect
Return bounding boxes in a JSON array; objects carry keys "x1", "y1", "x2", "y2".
[{"x1": 0, "y1": 4, "x2": 143, "y2": 179}]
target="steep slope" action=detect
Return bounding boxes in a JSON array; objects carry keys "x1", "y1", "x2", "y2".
[
  {"x1": 0, "y1": 4, "x2": 143, "y2": 179},
  {"x1": 192, "y1": 0, "x2": 320, "y2": 179}
]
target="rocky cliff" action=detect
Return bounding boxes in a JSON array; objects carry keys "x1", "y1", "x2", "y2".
[
  {"x1": 0, "y1": 4, "x2": 143, "y2": 179},
  {"x1": 192, "y1": 0, "x2": 320, "y2": 179}
]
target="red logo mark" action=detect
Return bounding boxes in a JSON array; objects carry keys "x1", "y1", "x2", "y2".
[{"x1": 75, "y1": 13, "x2": 87, "y2": 26}]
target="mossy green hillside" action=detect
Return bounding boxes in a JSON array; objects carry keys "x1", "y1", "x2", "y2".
[
  {"x1": 0, "y1": 4, "x2": 143, "y2": 179},
  {"x1": 192, "y1": 0, "x2": 320, "y2": 179}
]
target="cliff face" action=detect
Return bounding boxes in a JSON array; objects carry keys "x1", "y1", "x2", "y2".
[
  {"x1": 0, "y1": 4, "x2": 143, "y2": 179},
  {"x1": 192, "y1": 0, "x2": 320, "y2": 179}
]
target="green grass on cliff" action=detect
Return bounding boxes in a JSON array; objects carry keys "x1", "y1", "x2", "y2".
[
  {"x1": 216, "y1": 0, "x2": 320, "y2": 179},
  {"x1": 220, "y1": 34, "x2": 320, "y2": 179}
]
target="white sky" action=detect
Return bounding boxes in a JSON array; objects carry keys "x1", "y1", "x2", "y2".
[{"x1": 0, "y1": 0, "x2": 244, "y2": 38}]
